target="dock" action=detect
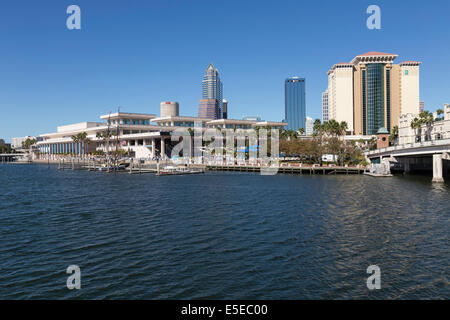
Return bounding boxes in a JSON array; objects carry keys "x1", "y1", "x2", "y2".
[
  {"x1": 363, "y1": 172, "x2": 393, "y2": 177},
  {"x1": 206, "y1": 164, "x2": 365, "y2": 175},
  {"x1": 54, "y1": 158, "x2": 206, "y2": 175}
]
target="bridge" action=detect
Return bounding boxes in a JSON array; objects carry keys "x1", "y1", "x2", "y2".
[
  {"x1": 0, "y1": 153, "x2": 30, "y2": 162},
  {"x1": 366, "y1": 138, "x2": 450, "y2": 182}
]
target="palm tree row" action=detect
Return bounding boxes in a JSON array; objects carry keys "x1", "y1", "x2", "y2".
[
  {"x1": 313, "y1": 119, "x2": 348, "y2": 138},
  {"x1": 22, "y1": 138, "x2": 37, "y2": 150},
  {"x1": 410, "y1": 111, "x2": 435, "y2": 141},
  {"x1": 71, "y1": 132, "x2": 91, "y2": 154}
]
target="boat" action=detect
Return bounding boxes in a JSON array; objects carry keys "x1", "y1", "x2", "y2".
[
  {"x1": 157, "y1": 165, "x2": 204, "y2": 176},
  {"x1": 98, "y1": 164, "x2": 126, "y2": 172}
]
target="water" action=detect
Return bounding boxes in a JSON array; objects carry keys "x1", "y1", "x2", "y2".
[{"x1": 0, "y1": 164, "x2": 448, "y2": 299}]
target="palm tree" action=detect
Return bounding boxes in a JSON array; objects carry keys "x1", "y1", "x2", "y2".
[
  {"x1": 368, "y1": 137, "x2": 377, "y2": 150},
  {"x1": 84, "y1": 137, "x2": 92, "y2": 155},
  {"x1": 96, "y1": 130, "x2": 116, "y2": 153},
  {"x1": 323, "y1": 119, "x2": 336, "y2": 136},
  {"x1": 280, "y1": 129, "x2": 289, "y2": 140},
  {"x1": 410, "y1": 117, "x2": 422, "y2": 142},
  {"x1": 298, "y1": 127, "x2": 305, "y2": 135},
  {"x1": 338, "y1": 121, "x2": 348, "y2": 137},
  {"x1": 437, "y1": 108, "x2": 444, "y2": 120},
  {"x1": 71, "y1": 134, "x2": 79, "y2": 152},
  {"x1": 389, "y1": 125, "x2": 399, "y2": 145},
  {"x1": 289, "y1": 130, "x2": 298, "y2": 140},
  {"x1": 72, "y1": 132, "x2": 89, "y2": 155},
  {"x1": 313, "y1": 119, "x2": 321, "y2": 136},
  {"x1": 253, "y1": 126, "x2": 260, "y2": 136},
  {"x1": 419, "y1": 111, "x2": 434, "y2": 141},
  {"x1": 22, "y1": 138, "x2": 37, "y2": 150}
]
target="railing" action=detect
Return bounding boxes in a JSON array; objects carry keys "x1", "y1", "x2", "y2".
[{"x1": 366, "y1": 138, "x2": 450, "y2": 156}]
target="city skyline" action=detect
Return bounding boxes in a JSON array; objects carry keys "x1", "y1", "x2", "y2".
[{"x1": 1, "y1": 0, "x2": 450, "y2": 142}]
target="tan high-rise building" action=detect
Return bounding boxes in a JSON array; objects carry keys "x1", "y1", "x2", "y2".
[{"x1": 326, "y1": 52, "x2": 421, "y2": 135}]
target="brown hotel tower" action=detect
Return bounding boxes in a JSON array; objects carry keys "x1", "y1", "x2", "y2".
[{"x1": 326, "y1": 52, "x2": 421, "y2": 135}]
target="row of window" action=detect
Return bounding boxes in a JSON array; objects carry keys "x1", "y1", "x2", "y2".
[
  {"x1": 416, "y1": 133, "x2": 444, "y2": 142},
  {"x1": 112, "y1": 119, "x2": 150, "y2": 125},
  {"x1": 122, "y1": 130, "x2": 156, "y2": 135}
]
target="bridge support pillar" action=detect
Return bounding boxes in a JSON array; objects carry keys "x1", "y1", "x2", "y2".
[
  {"x1": 161, "y1": 138, "x2": 166, "y2": 160},
  {"x1": 432, "y1": 154, "x2": 444, "y2": 183},
  {"x1": 403, "y1": 159, "x2": 411, "y2": 173},
  {"x1": 381, "y1": 157, "x2": 391, "y2": 175},
  {"x1": 151, "y1": 139, "x2": 155, "y2": 158}
]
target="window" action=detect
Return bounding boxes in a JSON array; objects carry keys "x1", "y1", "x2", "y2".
[{"x1": 405, "y1": 70, "x2": 409, "y2": 75}]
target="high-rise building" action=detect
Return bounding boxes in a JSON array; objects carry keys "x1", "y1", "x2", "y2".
[
  {"x1": 198, "y1": 99, "x2": 218, "y2": 119},
  {"x1": 198, "y1": 63, "x2": 223, "y2": 119},
  {"x1": 285, "y1": 77, "x2": 306, "y2": 131},
  {"x1": 305, "y1": 116, "x2": 314, "y2": 135},
  {"x1": 419, "y1": 101, "x2": 424, "y2": 113},
  {"x1": 222, "y1": 99, "x2": 228, "y2": 119},
  {"x1": 322, "y1": 90, "x2": 329, "y2": 122},
  {"x1": 326, "y1": 52, "x2": 421, "y2": 135}
]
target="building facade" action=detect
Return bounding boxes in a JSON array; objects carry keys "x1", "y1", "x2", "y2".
[
  {"x1": 160, "y1": 102, "x2": 179, "y2": 117},
  {"x1": 398, "y1": 104, "x2": 450, "y2": 145},
  {"x1": 36, "y1": 107, "x2": 287, "y2": 160},
  {"x1": 326, "y1": 52, "x2": 421, "y2": 135},
  {"x1": 199, "y1": 63, "x2": 223, "y2": 119},
  {"x1": 222, "y1": 99, "x2": 228, "y2": 119},
  {"x1": 322, "y1": 90, "x2": 329, "y2": 122},
  {"x1": 305, "y1": 116, "x2": 313, "y2": 135},
  {"x1": 198, "y1": 99, "x2": 218, "y2": 119},
  {"x1": 419, "y1": 101, "x2": 425, "y2": 113},
  {"x1": 285, "y1": 77, "x2": 306, "y2": 131},
  {"x1": 11, "y1": 136, "x2": 42, "y2": 150}
]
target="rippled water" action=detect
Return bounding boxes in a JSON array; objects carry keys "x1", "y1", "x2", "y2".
[{"x1": 0, "y1": 164, "x2": 448, "y2": 299}]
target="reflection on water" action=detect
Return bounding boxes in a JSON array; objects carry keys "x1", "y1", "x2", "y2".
[{"x1": 0, "y1": 164, "x2": 448, "y2": 299}]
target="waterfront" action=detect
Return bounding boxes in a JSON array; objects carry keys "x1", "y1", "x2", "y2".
[{"x1": 0, "y1": 164, "x2": 448, "y2": 299}]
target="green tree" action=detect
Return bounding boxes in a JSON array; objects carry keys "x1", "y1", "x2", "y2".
[
  {"x1": 22, "y1": 138, "x2": 37, "y2": 150},
  {"x1": 389, "y1": 125, "x2": 399, "y2": 145},
  {"x1": 72, "y1": 132, "x2": 91, "y2": 155},
  {"x1": 410, "y1": 118, "x2": 422, "y2": 142}
]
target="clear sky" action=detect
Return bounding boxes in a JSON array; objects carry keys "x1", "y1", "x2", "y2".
[{"x1": 1, "y1": 0, "x2": 449, "y2": 142}]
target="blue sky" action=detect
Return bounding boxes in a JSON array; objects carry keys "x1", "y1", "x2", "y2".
[{"x1": 1, "y1": 0, "x2": 449, "y2": 142}]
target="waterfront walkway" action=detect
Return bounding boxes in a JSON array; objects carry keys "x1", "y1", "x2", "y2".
[
  {"x1": 207, "y1": 164, "x2": 365, "y2": 175},
  {"x1": 7, "y1": 157, "x2": 366, "y2": 176}
]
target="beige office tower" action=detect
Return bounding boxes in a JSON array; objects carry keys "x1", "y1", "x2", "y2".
[
  {"x1": 327, "y1": 63, "x2": 354, "y2": 133},
  {"x1": 327, "y1": 52, "x2": 421, "y2": 135}
]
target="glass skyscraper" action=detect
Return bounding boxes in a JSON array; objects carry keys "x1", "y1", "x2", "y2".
[
  {"x1": 364, "y1": 63, "x2": 386, "y2": 134},
  {"x1": 285, "y1": 77, "x2": 306, "y2": 131},
  {"x1": 198, "y1": 63, "x2": 223, "y2": 119}
]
